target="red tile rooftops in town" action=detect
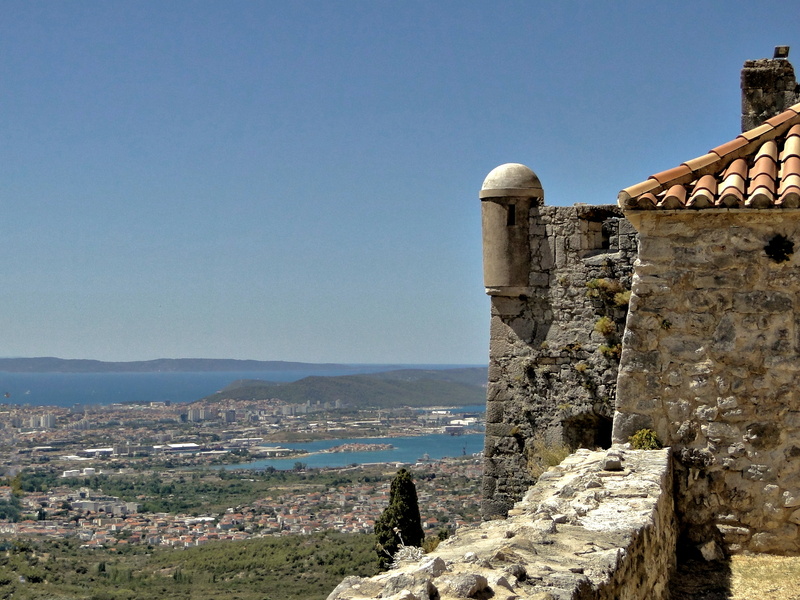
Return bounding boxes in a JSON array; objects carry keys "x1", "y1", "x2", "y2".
[{"x1": 619, "y1": 103, "x2": 800, "y2": 210}]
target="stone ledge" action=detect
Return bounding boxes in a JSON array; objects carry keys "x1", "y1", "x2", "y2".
[{"x1": 328, "y1": 447, "x2": 675, "y2": 600}]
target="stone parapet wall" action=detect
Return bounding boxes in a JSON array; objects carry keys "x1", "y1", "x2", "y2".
[
  {"x1": 329, "y1": 447, "x2": 675, "y2": 600},
  {"x1": 482, "y1": 205, "x2": 638, "y2": 518},
  {"x1": 614, "y1": 210, "x2": 800, "y2": 554}
]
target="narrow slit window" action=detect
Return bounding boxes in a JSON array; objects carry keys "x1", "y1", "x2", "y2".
[{"x1": 506, "y1": 204, "x2": 516, "y2": 226}]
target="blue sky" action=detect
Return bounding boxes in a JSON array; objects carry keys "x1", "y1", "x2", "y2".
[{"x1": 0, "y1": 1, "x2": 797, "y2": 364}]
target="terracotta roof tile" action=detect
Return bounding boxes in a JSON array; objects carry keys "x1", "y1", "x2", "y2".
[
  {"x1": 782, "y1": 155, "x2": 800, "y2": 176},
  {"x1": 754, "y1": 139, "x2": 779, "y2": 162},
  {"x1": 766, "y1": 109, "x2": 798, "y2": 128},
  {"x1": 620, "y1": 179, "x2": 661, "y2": 200},
  {"x1": 745, "y1": 188, "x2": 774, "y2": 208},
  {"x1": 619, "y1": 102, "x2": 800, "y2": 210},
  {"x1": 682, "y1": 153, "x2": 719, "y2": 173},
  {"x1": 692, "y1": 173, "x2": 717, "y2": 193},
  {"x1": 781, "y1": 174, "x2": 800, "y2": 194},
  {"x1": 709, "y1": 137, "x2": 748, "y2": 159},
  {"x1": 660, "y1": 184, "x2": 687, "y2": 209},
  {"x1": 650, "y1": 164, "x2": 692, "y2": 186},
  {"x1": 723, "y1": 157, "x2": 748, "y2": 180},
  {"x1": 782, "y1": 131, "x2": 800, "y2": 160},
  {"x1": 777, "y1": 186, "x2": 800, "y2": 208},
  {"x1": 740, "y1": 123, "x2": 774, "y2": 141},
  {"x1": 780, "y1": 157, "x2": 800, "y2": 193},
  {"x1": 687, "y1": 174, "x2": 716, "y2": 208},
  {"x1": 717, "y1": 186, "x2": 744, "y2": 208},
  {"x1": 748, "y1": 167, "x2": 777, "y2": 194},
  {"x1": 632, "y1": 192, "x2": 658, "y2": 210}
]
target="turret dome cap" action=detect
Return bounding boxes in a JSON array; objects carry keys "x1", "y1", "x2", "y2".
[{"x1": 480, "y1": 163, "x2": 543, "y2": 199}]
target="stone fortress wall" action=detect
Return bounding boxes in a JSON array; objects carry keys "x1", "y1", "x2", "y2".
[{"x1": 480, "y1": 194, "x2": 638, "y2": 519}]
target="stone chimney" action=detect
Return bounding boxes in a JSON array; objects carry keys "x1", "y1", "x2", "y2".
[{"x1": 741, "y1": 46, "x2": 800, "y2": 131}]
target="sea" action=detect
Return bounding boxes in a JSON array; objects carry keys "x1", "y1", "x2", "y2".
[
  {"x1": 223, "y1": 432, "x2": 485, "y2": 471},
  {"x1": 0, "y1": 365, "x2": 479, "y2": 407}
]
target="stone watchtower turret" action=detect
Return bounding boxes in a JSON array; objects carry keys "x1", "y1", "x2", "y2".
[{"x1": 479, "y1": 163, "x2": 543, "y2": 297}]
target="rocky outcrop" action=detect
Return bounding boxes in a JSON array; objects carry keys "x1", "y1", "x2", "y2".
[{"x1": 328, "y1": 447, "x2": 675, "y2": 600}]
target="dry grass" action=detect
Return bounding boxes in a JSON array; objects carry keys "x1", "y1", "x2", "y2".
[
  {"x1": 671, "y1": 555, "x2": 800, "y2": 599},
  {"x1": 730, "y1": 555, "x2": 800, "y2": 600},
  {"x1": 526, "y1": 435, "x2": 571, "y2": 479}
]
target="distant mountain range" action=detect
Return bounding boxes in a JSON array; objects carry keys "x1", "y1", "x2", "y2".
[
  {"x1": 200, "y1": 367, "x2": 488, "y2": 408},
  {"x1": 0, "y1": 357, "x2": 384, "y2": 373},
  {"x1": 0, "y1": 359, "x2": 489, "y2": 408}
]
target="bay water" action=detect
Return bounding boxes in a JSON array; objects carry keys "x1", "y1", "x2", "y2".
[{"x1": 224, "y1": 432, "x2": 485, "y2": 470}]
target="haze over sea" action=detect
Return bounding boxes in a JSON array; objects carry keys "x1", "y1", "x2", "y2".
[{"x1": 0, "y1": 364, "x2": 482, "y2": 407}]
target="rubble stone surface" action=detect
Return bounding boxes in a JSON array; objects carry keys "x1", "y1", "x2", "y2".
[{"x1": 328, "y1": 448, "x2": 675, "y2": 600}]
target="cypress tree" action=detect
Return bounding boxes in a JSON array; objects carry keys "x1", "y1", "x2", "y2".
[{"x1": 374, "y1": 468, "x2": 424, "y2": 569}]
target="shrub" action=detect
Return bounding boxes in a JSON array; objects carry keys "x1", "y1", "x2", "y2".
[
  {"x1": 586, "y1": 278, "x2": 624, "y2": 299},
  {"x1": 598, "y1": 344, "x2": 622, "y2": 358},
  {"x1": 614, "y1": 290, "x2": 632, "y2": 306},
  {"x1": 629, "y1": 429, "x2": 662, "y2": 450},
  {"x1": 422, "y1": 536, "x2": 440, "y2": 553},
  {"x1": 594, "y1": 316, "x2": 616, "y2": 336}
]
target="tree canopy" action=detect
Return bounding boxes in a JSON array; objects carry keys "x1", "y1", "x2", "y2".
[{"x1": 374, "y1": 468, "x2": 424, "y2": 570}]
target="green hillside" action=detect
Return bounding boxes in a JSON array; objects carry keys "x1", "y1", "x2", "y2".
[
  {"x1": 202, "y1": 367, "x2": 487, "y2": 408},
  {"x1": 0, "y1": 533, "x2": 377, "y2": 600}
]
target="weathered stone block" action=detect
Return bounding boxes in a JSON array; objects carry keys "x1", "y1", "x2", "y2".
[
  {"x1": 743, "y1": 463, "x2": 775, "y2": 481},
  {"x1": 694, "y1": 272, "x2": 746, "y2": 289},
  {"x1": 711, "y1": 313, "x2": 737, "y2": 352},
  {"x1": 733, "y1": 291, "x2": 793, "y2": 313},
  {"x1": 485, "y1": 400, "x2": 505, "y2": 424},
  {"x1": 744, "y1": 422, "x2": 781, "y2": 450},
  {"x1": 705, "y1": 422, "x2": 739, "y2": 444},
  {"x1": 486, "y1": 423, "x2": 516, "y2": 438},
  {"x1": 750, "y1": 524, "x2": 799, "y2": 552},
  {"x1": 715, "y1": 524, "x2": 751, "y2": 542},
  {"x1": 612, "y1": 412, "x2": 654, "y2": 444}
]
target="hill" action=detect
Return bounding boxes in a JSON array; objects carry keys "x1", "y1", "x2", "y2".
[{"x1": 201, "y1": 367, "x2": 488, "y2": 408}]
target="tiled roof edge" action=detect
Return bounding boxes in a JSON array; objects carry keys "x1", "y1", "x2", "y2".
[{"x1": 618, "y1": 101, "x2": 800, "y2": 210}]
